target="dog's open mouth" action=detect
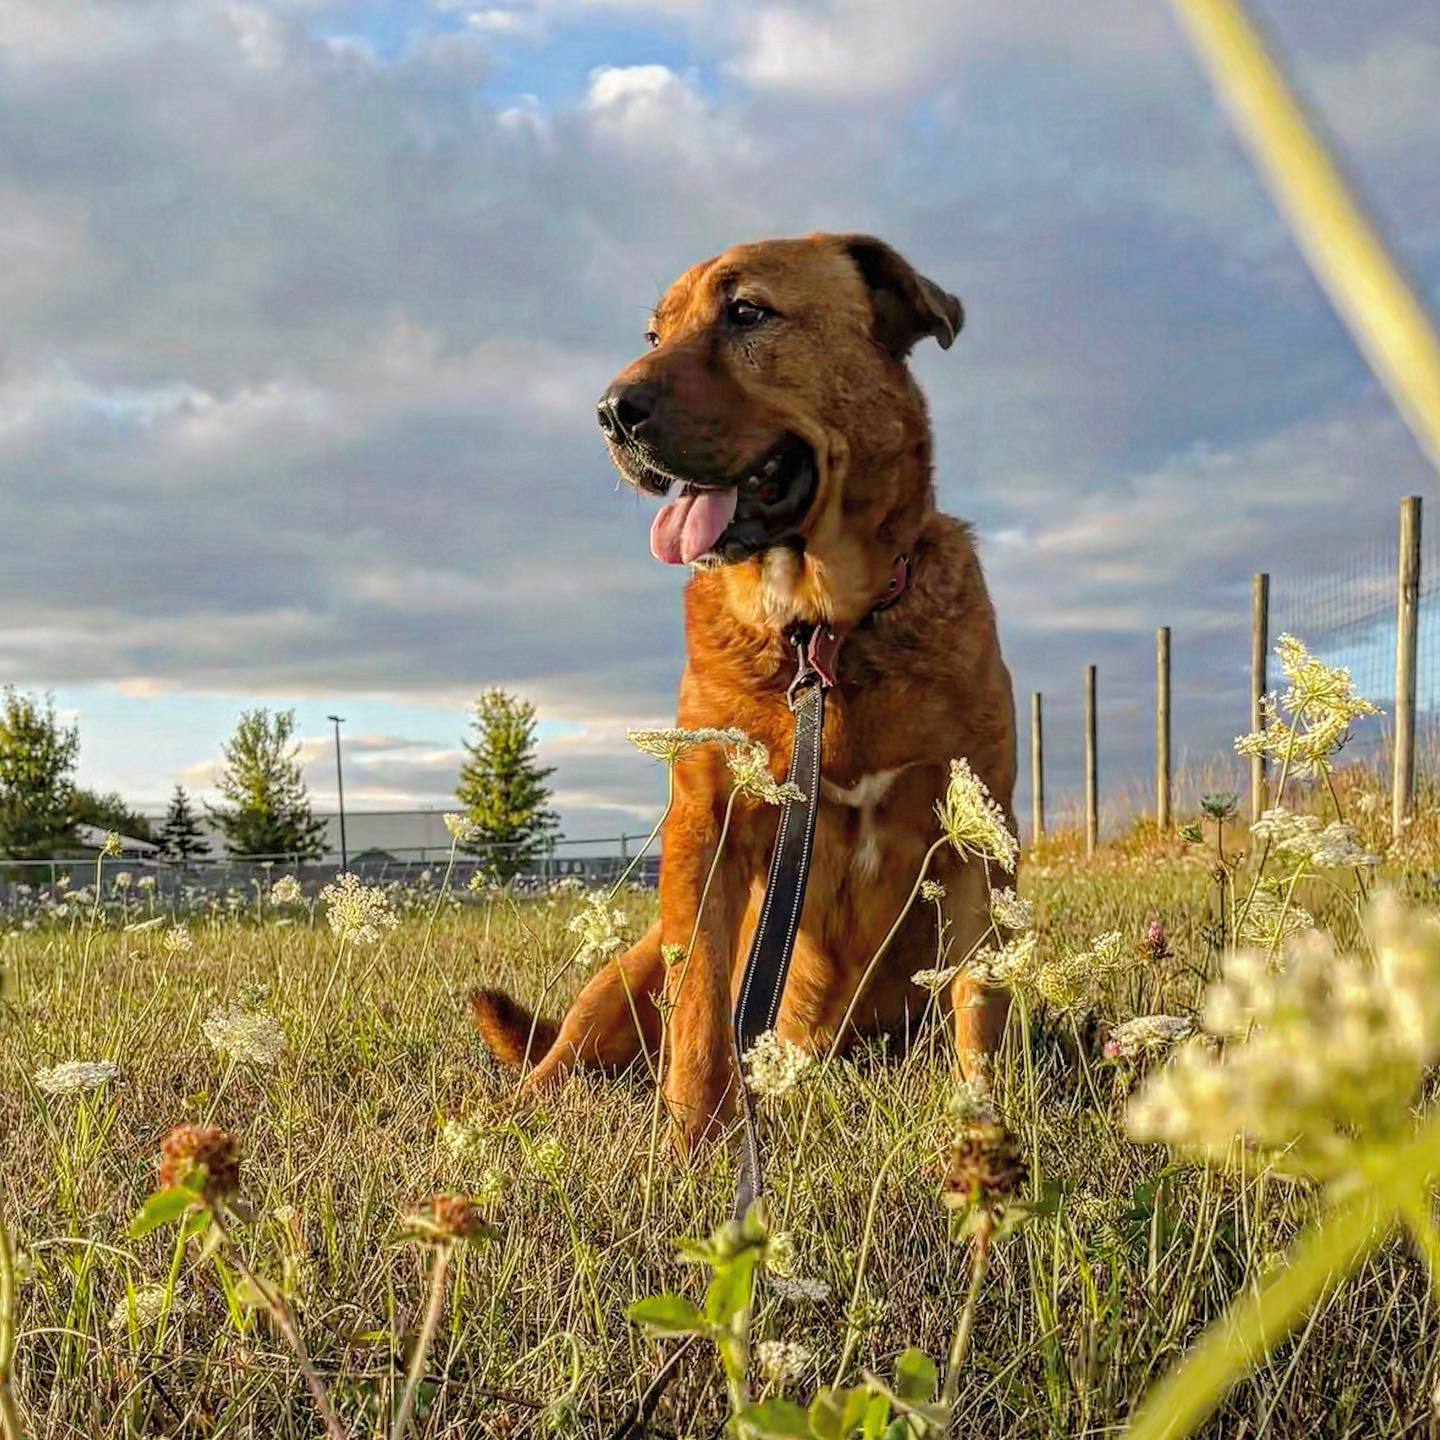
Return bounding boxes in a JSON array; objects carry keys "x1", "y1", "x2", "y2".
[{"x1": 645, "y1": 435, "x2": 818, "y2": 567}]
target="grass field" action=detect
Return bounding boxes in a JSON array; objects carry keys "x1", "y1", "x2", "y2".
[{"x1": 3, "y1": 744, "x2": 1440, "y2": 1440}]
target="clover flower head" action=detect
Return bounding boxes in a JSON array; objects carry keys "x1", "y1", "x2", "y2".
[
  {"x1": 269, "y1": 874, "x2": 303, "y2": 905},
  {"x1": 202, "y1": 1003, "x2": 285, "y2": 1067},
  {"x1": 566, "y1": 890, "x2": 629, "y2": 961},
  {"x1": 34, "y1": 1059, "x2": 121, "y2": 1095},
  {"x1": 743, "y1": 1029, "x2": 813, "y2": 1099},
  {"x1": 990, "y1": 887, "x2": 1034, "y2": 931},
  {"x1": 756, "y1": 1339, "x2": 813, "y2": 1385},
  {"x1": 1103, "y1": 1014, "x2": 1193, "y2": 1061},
  {"x1": 158, "y1": 1124, "x2": 242, "y2": 1201},
  {"x1": 162, "y1": 925, "x2": 193, "y2": 955},
  {"x1": 320, "y1": 873, "x2": 399, "y2": 946},
  {"x1": 936, "y1": 758, "x2": 1017, "y2": 872},
  {"x1": 627, "y1": 726, "x2": 750, "y2": 763},
  {"x1": 1128, "y1": 895, "x2": 1440, "y2": 1178},
  {"x1": 942, "y1": 1119, "x2": 1027, "y2": 1213},
  {"x1": 1141, "y1": 919, "x2": 1171, "y2": 963}
]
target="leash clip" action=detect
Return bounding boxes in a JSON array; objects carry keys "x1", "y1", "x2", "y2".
[
  {"x1": 786, "y1": 625, "x2": 841, "y2": 709},
  {"x1": 786, "y1": 632, "x2": 818, "y2": 710}
]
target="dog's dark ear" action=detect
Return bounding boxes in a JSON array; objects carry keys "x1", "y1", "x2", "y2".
[{"x1": 840, "y1": 235, "x2": 963, "y2": 357}]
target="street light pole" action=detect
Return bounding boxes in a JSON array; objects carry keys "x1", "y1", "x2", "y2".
[{"x1": 327, "y1": 715, "x2": 348, "y2": 871}]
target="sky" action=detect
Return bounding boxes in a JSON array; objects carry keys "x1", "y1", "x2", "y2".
[{"x1": 1, "y1": 0, "x2": 1437, "y2": 843}]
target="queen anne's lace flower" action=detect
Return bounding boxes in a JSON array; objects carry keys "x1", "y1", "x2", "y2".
[
  {"x1": 1128, "y1": 896, "x2": 1440, "y2": 1178},
  {"x1": 936, "y1": 758, "x2": 1018, "y2": 872},
  {"x1": 627, "y1": 726, "x2": 750, "y2": 762},
  {"x1": 1104, "y1": 1014, "x2": 1194, "y2": 1060},
  {"x1": 443, "y1": 813, "x2": 482, "y2": 844},
  {"x1": 34, "y1": 1059, "x2": 121, "y2": 1095},
  {"x1": 268, "y1": 874, "x2": 303, "y2": 905},
  {"x1": 990, "y1": 887, "x2": 1034, "y2": 931},
  {"x1": 567, "y1": 890, "x2": 629, "y2": 961},
  {"x1": 1249, "y1": 808, "x2": 1378, "y2": 869},
  {"x1": 756, "y1": 1339, "x2": 813, "y2": 1384},
  {"x1": 919, "y1": 879, "x2": 947, "y2": 904},
  {"x1": 320, "y1": 873, "x2": 399, "y2": 946},
  {"x1": 1235, "y1": 635, "x2": 1380, "y2": 778},
  {"x1": 770, "y1": 1274, "x2": 831, "y2": 1304},
  {"x1": 202, "y1": 1003, "x2": 285, "y2": 1066},
  {"x1": 110, "y1": 1284, "x2": 179, "y2": 1336},
  {"x1": 743, "y1": 1030, "x2": 813, "y2": 1098},
  {"x1": 726, "y1": 741, "x2": 805, "y2": 806},
  {"x1": 1237, "y1": 883, "x2": 1316, "y2": 950},
  {"x1": 162, "y1": 925, "x2": 193, "y2": 955},
  {"x1": 910, "y1": 965, "x2": 960, "y2": 993}
]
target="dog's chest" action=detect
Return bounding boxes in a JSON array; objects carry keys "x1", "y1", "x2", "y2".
[{"x1": 820, "y1": 766, "x2": 908, "y2": 880}]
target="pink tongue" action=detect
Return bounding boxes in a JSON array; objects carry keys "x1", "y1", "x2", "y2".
[{"x1": 649, "y1": 487, "x2": 739, "y2": 565}]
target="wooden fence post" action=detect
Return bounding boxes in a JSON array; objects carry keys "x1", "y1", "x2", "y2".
[
  {"x1": 1084, "y1": 665, "x2": 1098, "y2": 857},
  {"x1": 1030, "y1": 692, "x2": 1044, "y2": 841},
  {"x1": 1393, "y1": 495, "x2": 1422, "y2": 838},
  {"x1": 1250, "y1": 573, "x2": 1269, "y2": 824},
  {"x1": 1156, "y1": 626, "x2": 1172, "y2": 831}
]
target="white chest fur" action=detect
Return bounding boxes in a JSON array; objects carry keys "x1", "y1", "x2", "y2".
[{"x1": 822, "y1": 767, "x2": 907, "y2": 879}]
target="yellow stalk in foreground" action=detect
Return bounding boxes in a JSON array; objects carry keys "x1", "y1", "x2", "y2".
[{"x1": 1170, "y1": 0, "x2": 1440, "y2": 470}]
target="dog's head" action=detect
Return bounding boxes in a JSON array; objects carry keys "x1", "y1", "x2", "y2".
[{"x1": 597, "y1": 233, "x2": 962, "y2": 590}]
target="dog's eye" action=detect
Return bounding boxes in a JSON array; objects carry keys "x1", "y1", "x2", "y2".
[
  {"x1": 726, "y1": 298, "x2": 772, "y2": 330},
  {"x1": 644, "y1": 329, "x2": 660, "y2": 349}
]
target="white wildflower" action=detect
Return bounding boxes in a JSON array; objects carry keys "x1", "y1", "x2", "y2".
[
  {"x1": 112, "y1": 872, "x2": 133, "y2": 891},
  {"x1": 161, "y1": 925, "x2": 193, "y2": 954},
  {"x1": 202, "y1": 1003, "x2": 285, "y2": 1067},
  {"x1": 567, "y1": 890, "x2": 629, "y2": 961},
  {"x1": 1128, "y1": 895, "x2": 1440, "y2": 1179},
  {"x1": 443, "y1": 812, "x2": 482, "y2": 844},
  {"x1": 101, "y1": 831, "x2": 123, "y2": 859},
  {"x1": 936, "y1": 758, "x2": 1018, "y2": 872},
  {"x1": 34, "y1": 1059, "x2": 121, "y2": 1095},
  {"x1": 1235, "y1": 635, "x2": 1380, "y2": 778},
  {"x1": 268, "y1": 874, "x2": 303, "y2": 905},
  {"x1": 628, "y1": 726, "x2": 750, "y2": 762},
  {"x1": 766, "y1": 1231, "x2": 798, "y2": 1278},
  {"x1": 123, "y1": 916, "x2": 165, "y2": 933},
  {"x1": 989, "y1": 887, "x2": 1034, "y2": 930},
  {"x1": 1237, "y1": 884, "x2": 1316, "y2": 950},
  {"x1": 919, "y1": 879, "x2": 947, "y2": 904},
  {"x1": 743, "y1": 1030, "x2": 813, "y2": 1099},
  {"x1": 756, "y1": 1339, "x2": 813, "y2": 1385},
  {"x1": 320, "y1": 873, "x2": 399, "y2": 946},
  {"x1": 1104, "y1": 1015, "x2": 1194, "y2": 1061},
  {"x1": 910, "y1": 965, "x2": 960, "y2": 994},
  {"x1": 726, "y1": 740, "x2": 804, "y2": 806},
  {"x1": 110, "y1": 1284, "x2": 179, "y2": 1336},
  {"x1": 770, "y1": 1274, "x2": 831, "y2": 1304},
  {"x1": 1250, "y1": 808, "x2": 1377, "y2": 869}
]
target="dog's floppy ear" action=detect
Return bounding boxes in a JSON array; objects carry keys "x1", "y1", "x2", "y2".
[{"x1": 840, "y1": 235, "x2": 964, "y2": 357}]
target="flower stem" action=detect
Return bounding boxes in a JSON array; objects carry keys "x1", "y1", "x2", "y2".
[
  {"x1": 0, "y1": 1193, "x2": 26, "y2": 1440},
  {"x1": 940, "y1": 1210, "x2": 994, "y2": 1421},
  {"x1": 393, "y1": 1244, "x2": 452, "y2": 1440}
]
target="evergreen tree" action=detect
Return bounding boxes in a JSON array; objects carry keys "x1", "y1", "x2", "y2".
[
  {"x1": 455, "y1": 689, "x2": 558, "y2": 881},
  {"x1": 208, "y1": 709, "x2": 326, "y2": 861},
  {"x1": 157, "y1": 785, "x2": 210, "y2": 864},
  {"x1": 0, "y1": 688, "x2": 79, "y2": 858}
]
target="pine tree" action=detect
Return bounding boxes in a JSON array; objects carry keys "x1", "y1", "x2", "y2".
[
  {"x1": 157, "y1": 785, "x2": 210, "y2": 864},
  {"x1": 0, "y1": 688, "x2": 80, "y2": 858},
  {"x1": 208, "y1": 708, "x2": 327, "y2": 861},
  {"x1": 455, "y1": 689, "x2": 558, "y2": 881}
]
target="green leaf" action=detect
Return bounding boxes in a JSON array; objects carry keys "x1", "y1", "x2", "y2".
[
  {"x1": 705, "y1": 1249, "x2": 759, "y2": 1326},
  {"x1": 808, "y1": 1387, "x2": 872, "y2": 1439},
  {"x1": 893, "y1": 1349, "x2": 937, "y2": 1404},
  {"x1": 626, "y1": 1293, "x2": 706, "y2": 1336},
  {"x1": 861, "y1": 1394, "x2": 891, "y2": 1440},
  {"x1": 736, "y1": 1397, "x2": 811, "y2": 1437},
  {"x1": 128, "y1": 1186, "x2": 198, "y2": 1238}
]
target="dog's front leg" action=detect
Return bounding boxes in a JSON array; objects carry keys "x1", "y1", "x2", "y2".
[{"x1": 658, "y1": 790, "x2": 749, "y2": 1150}]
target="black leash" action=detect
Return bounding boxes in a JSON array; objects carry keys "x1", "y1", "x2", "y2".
[{"x1": 729, "y1": 630, "x2": 830, "y2": 1219}]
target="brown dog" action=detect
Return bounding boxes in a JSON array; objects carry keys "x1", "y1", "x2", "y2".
[{"x1": 472, "y1": 233, "x2": 1017, "y2": 1147}]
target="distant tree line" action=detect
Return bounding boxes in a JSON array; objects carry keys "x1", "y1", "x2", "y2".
[{"x1": 0, "y1": 685, "x2": 560, "y2": 876}]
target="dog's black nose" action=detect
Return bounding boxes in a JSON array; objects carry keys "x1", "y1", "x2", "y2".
[{"x1": 597, "y1": 381, "x2": 658, "y2": 443}]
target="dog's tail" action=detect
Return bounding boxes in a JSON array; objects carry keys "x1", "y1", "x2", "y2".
[{"x1": 468, "y1": 987, "x2": 559, "y2": 1069}]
